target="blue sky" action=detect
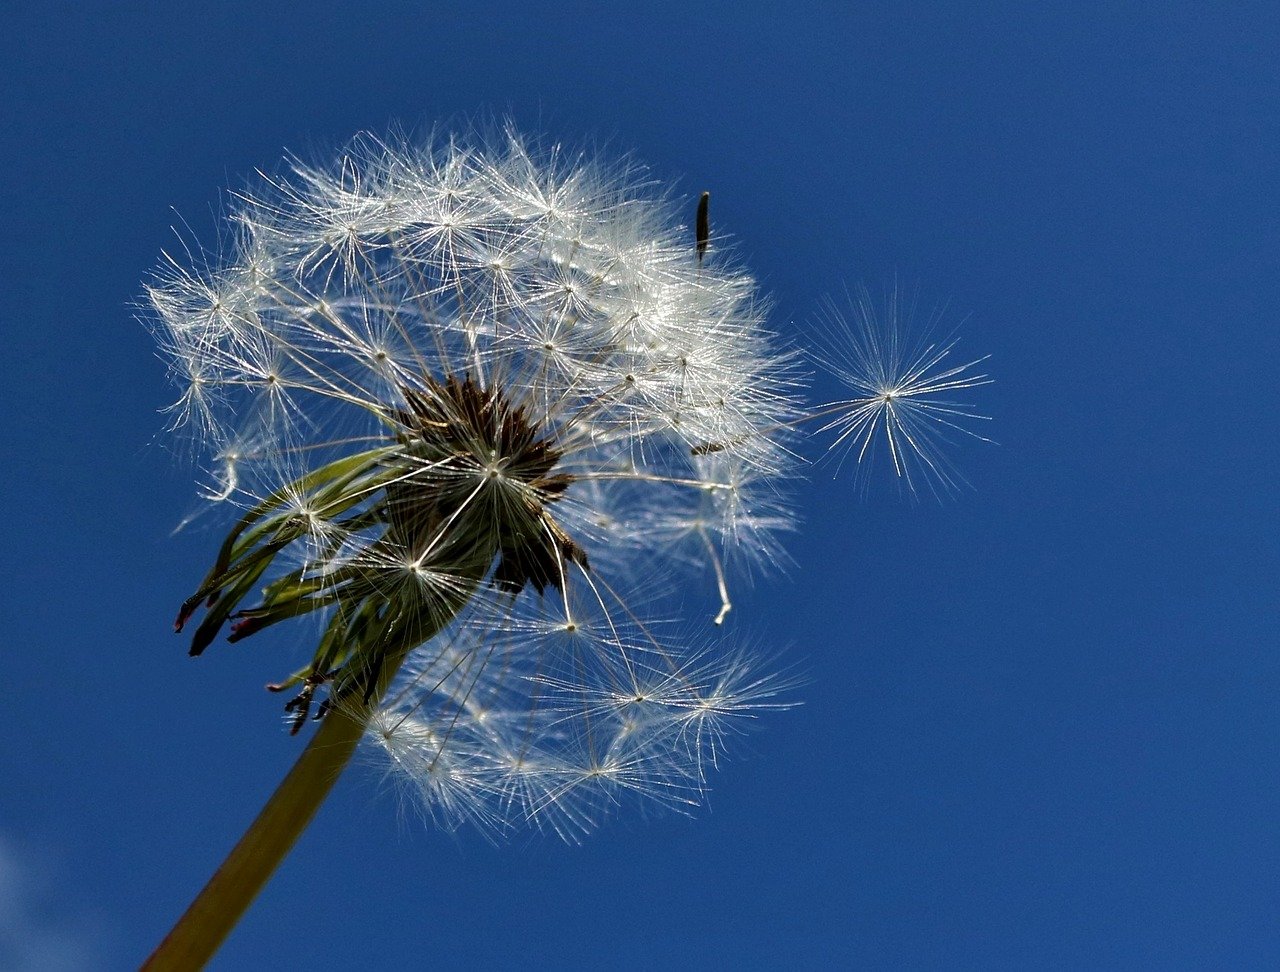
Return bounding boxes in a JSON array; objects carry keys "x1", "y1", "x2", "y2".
[{"x1": 2, "y1": 2, "x2": 1278, "y2": 968}]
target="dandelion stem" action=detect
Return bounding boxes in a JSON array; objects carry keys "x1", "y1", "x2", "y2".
[{"x1": 142, "y1": 647, "x2": 411, "y2": 970}]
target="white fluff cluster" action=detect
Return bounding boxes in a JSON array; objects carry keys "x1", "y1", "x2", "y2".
[{"x1": 147, "y1": 127, "x2": 799, "y2": 838}]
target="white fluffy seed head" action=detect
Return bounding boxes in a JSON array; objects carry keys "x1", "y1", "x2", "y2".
[{"x1": 147, "y1": 124, "x2": 801, "y2": 838}]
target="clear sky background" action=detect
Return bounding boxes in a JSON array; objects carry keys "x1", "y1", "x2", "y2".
[{"x1": 2, "y1": 2, "x2": 1278, "y2": 969}]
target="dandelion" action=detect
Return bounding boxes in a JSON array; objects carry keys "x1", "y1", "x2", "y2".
[
  {"x1": 142, "y1": 126, "x2": 807, "y2": 966},
  {"x1": 141, "y1": 125, "x2": 989, "y2": 967}
]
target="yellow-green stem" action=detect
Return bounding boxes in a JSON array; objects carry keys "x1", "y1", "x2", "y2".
[
  {"x1": 142, "y1": 616, "x2": 438, "y2": 972},
  {"x1": 146, "y1": 560, "x2": 482, "y2": 967},
  {"x1": 142, "y1": 698, "x2": 369, "y2": 970}
]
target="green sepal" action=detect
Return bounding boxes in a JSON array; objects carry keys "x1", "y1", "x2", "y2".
[
  {"x1": 212, "y1": 445, "x2": 399, "y2": 578},
  {"x1": 187, "y1": 553, "x2": 278, "y2": 656},
  {"x1": 176, "y1": 445, "x2": 403, "y2": 649}
]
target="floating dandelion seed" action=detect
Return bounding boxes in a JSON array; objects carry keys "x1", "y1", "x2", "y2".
[
  {"x1": 815, "y1": 285, "x2": 993, "y2": 498},
  {"x1": 142, "y1": 124, "x2": 991, "y2": 967}
]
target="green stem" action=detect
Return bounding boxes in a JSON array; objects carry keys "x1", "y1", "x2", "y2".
[
  {"x1": 141, "y1": 698, "x2": 369, "y2": 970},
  {"x1": 141, "y1": 618, "x2": 438, "y2": 972},
  {"x1": 149, "y1": 519, "x2": 486, "y2": 966}
]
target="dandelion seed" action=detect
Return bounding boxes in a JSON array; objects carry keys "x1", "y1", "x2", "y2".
[
  {"x1": 696, "y1": 191, "x2": 710, "y2": 263},
  {"x1": 815, "y1": 284, "x2": 993, "y2": 498}
]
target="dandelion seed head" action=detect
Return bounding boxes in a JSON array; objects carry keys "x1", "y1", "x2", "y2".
[{"x1": 148, "y1": 124, "x2": 802, "y2": 838}]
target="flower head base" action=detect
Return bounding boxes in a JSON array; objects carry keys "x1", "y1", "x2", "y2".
[
  {"x1": 149, "y1": 126, "x2": 800, "y2": 835},
  {"x1": 390, "y1": 372, "x2": 587, "y2": 595}
]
